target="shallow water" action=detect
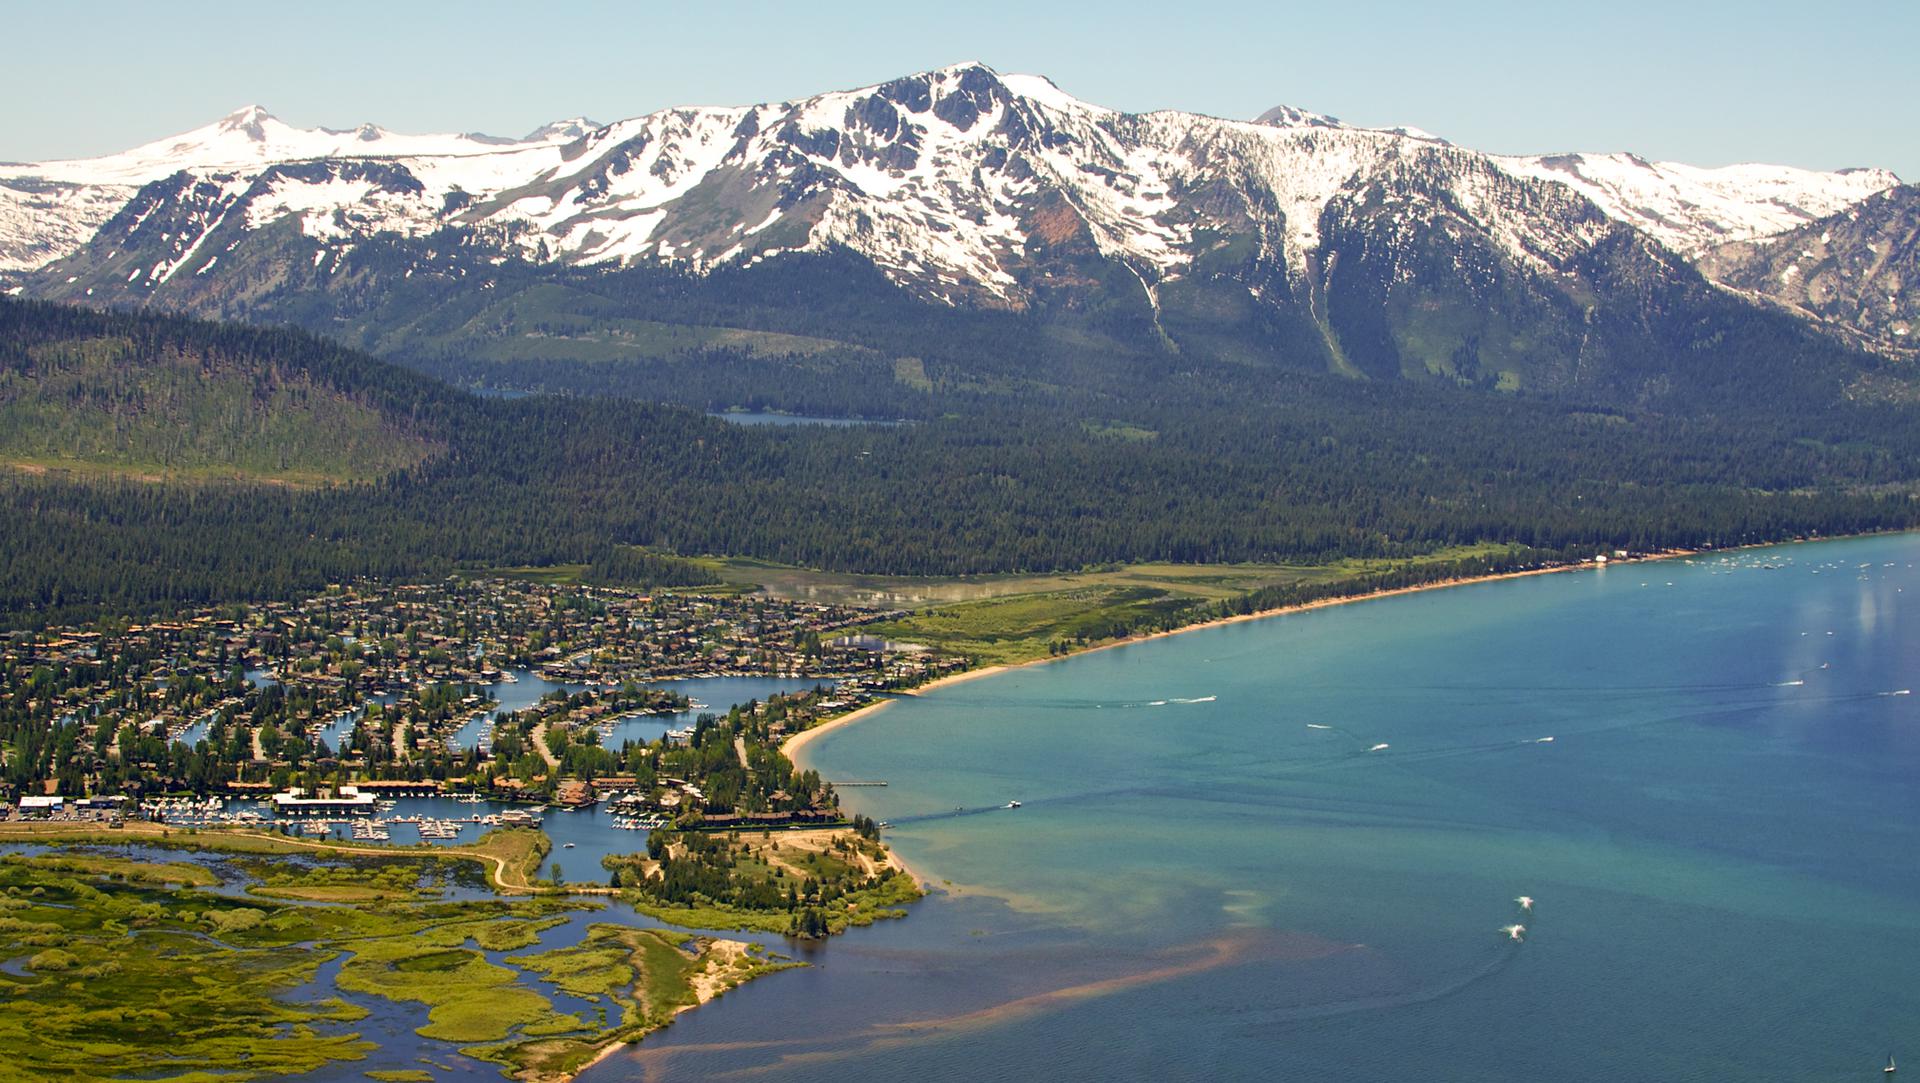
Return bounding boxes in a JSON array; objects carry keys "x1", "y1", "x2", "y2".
[{"x1": 590, "y1": 535, "x2": 1920, "y2": 1082}]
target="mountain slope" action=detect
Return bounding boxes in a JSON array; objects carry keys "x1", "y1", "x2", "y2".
[
  {"x1": 0, "y1": 299, "x2": 445, "y2": 482},
  {"x1": 1696, "y1": 185, "x2": 1919, "y2": 358},
  {"x1": 6, "y1": 64, "x2": 1909, "y2": 401}
]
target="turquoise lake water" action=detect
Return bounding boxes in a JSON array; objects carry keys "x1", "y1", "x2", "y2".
[{"x1": 589, "y1": 534, "x2": 1920, "y2": 1082}]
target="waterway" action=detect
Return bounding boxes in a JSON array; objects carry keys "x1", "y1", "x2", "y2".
[
  {"x1": 0, "y1": 838, "x2": 798, "y2": 1082},
  {"x1": 587, "y1": 534, "x2": 1920, "y2": 1082},
  {"x1": 445, "y1": 672, "x2": 831, "y2": 751}
]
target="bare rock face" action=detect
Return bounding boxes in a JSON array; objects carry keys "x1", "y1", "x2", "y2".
[{"x1": 1697, "y1": 185, "x2": 1919, "y2": 356}]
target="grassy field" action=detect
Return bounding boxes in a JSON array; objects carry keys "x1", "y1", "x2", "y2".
[
  {"x1": 0, "y1": 822, "x2": 551, "y2": 894},
  {"x1": 705, "y1": 547, "x2": 1520, "y2": 665},
  {"x1": 486, "y1": 924, "x2": 798, "y2": 1081},
  {"x1": 475, "y1": 547, "x2": 1527, "y2": 668}
]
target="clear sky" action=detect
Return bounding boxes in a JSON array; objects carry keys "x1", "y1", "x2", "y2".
[{"x1": 4, "y1": 0, "x2": 1914, "y2": 178}]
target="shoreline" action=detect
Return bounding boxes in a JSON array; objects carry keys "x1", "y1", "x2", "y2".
[
  {"x1": 774, "y1": 535, "x2": 1878, "y2": 899},
  {"x1": 781, "y1": 550, "x2": 1698, "y2": 770},
  {"x1": 782, "y1": 530, "x2": 1916, "y2": 893}
]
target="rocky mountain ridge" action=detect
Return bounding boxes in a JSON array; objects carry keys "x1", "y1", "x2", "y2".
[{"x1": 3, "y1": 63, "x2": 1910, "y2": 380}]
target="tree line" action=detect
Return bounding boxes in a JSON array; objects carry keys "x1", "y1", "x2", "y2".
[{"x1": 2, "y1": 296, "x2": 1917, "y2": 628}]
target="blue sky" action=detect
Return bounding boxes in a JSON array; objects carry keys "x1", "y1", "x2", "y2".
[{"x1": 5, "y1": 0, "x2": 1914, "y2": 177}]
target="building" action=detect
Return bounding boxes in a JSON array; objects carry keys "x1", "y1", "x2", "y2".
[
  {"x1": 18, "y1": 795, "x2": 63, "y2": 817},
  {"x1": 271, "y1": 786, "x2": 378, "y2": 815}
]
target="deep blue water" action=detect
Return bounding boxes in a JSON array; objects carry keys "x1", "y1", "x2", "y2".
[{"x1": 584, "y1": 534, "x2": 1920, "y2": 1082}]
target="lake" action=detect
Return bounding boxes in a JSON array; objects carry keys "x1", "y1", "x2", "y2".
[{"x1": 589, "y1": 534, "x2": 1920, "y2": 1082}]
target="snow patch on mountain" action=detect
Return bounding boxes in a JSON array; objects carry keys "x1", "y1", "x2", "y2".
[
  {"x1": 7, "y1": 105, "x2": 570, "y2": 188},
  {"x1": 1499, "y1": 152, "x2": 1899, "y2": 255},
  {"x1": 2, "y1": 64, "x2": 1904, "y2": 319}
]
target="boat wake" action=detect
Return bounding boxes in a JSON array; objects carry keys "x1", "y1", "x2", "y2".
[
  {"x1": 1221, "y1": 934, "x2": 1528, "y2": 1031},
  {"x1": 887, "y1": 800, "x2": 1050, "y2": 825}
]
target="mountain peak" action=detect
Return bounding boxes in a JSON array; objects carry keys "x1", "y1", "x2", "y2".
[
  {"x1": 217, "y1": 105, "x2": 277, "y2": 141},
  {"x1": 931, "y1": 60, "x2": 997, "y2": 78},
  {"x1": 1254, "y1": 104, "x2": 1347, "y2": 131},
  {"x1": 520, "y1": 117, "x2": 601, "y2": 143}
]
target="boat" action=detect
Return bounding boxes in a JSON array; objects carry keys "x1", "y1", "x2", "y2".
[
  {"x1": 563, "y1": 842, "x2": 576, "y2": 849},
  {"x1": 1887, "y1": 1053, "x2": 1897, "y2": 1075},
  {"x1": 1005, "y1": 800, "x2": 1022, "y2": 809}
]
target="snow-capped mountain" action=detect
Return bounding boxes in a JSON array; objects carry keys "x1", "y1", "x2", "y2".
[
  {"x1": 1495, "y1": 154, "x2": 1894, "y2": 258},
  {"x1": 1696, "y1": 185, "x2": 1917, "y2": 355},
  {"x1": 6, "y1": 63, "x2": 1909, "y2": 381},
  {"x1": 0, "y1": 105, "x2": 585, "y2": 274}
]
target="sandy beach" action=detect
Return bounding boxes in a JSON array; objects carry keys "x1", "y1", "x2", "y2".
[
  {"x1": 779, "y1": 662, "x2": 1009, "y2": 763},
  {"x1": 780, "y1": 548, "x2": 1720, "y2": 770}
]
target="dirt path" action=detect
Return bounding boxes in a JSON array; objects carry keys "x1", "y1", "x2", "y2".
[{"x1": 529, "y1": 722, "x2": 561, "y2": 769}]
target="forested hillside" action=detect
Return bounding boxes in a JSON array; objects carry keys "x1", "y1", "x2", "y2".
[
  {"x1": 0, "y1": 300, "x2": 450, "y2": 481},
  {"x1": 2, "y1": 297, "x2": 1917, "y2": 627}
]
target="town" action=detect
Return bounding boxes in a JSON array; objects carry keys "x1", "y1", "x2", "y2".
[{"x1": 0, "y1": 576, "x2": 968, "y2": 823}]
